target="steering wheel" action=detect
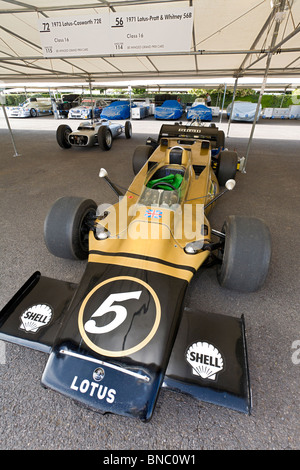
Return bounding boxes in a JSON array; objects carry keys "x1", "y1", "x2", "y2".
[{"x1": 151, "y1": 182, "x2": 177, "y2": 190}]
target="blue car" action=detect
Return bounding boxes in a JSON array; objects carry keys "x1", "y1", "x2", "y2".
[
  {"x1": 155, "y1": 100, "x2": 183, "y2": 120},
  {"x1": 101, "y1": 101, "x2": 134, "y2": 120},
  {"x1": 187, "y1": 104, "x2": 212, "y2": 121}
]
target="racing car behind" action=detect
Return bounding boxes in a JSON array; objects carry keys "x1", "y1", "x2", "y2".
[{"x1": 56, "y1": 118, "x2": 132, "y2": 151}]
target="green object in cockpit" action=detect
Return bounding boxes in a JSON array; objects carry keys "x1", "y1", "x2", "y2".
[{"x1": 147, "y1": 173, "x2": 183, "y2": 191}]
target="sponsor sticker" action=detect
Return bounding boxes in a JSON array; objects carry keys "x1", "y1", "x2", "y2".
[
  {"x1": 70, "y1": 375, "x2": 116, "y2": 403},
  {"x1": 19, "y1": 304, "x2": 53, "y2": 333},
  {"x1": 186, "y1": 341, "x2": 224, "y2": 381}
]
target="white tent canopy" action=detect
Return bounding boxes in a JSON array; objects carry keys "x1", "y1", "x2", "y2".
[{"x1": 0, "y1": 0, "x2": 300, "y2": 86}]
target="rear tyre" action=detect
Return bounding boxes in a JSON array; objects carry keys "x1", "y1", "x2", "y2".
[
  {"x1": 98, "y1": 126, "x2": 113, "y2": 150},
  {"x1": 44, "y1": 196, "x2": 97, "y2": 260},
  {"x1": 216, "y1": 130, "x2": 225, "y2": 149},
  {"x1": 217, "y1": 215, "x2": 271, "y2": 292},
  {"x1": 216, "y1": 150, "x2": 238, "y2": 186},
  {"x1": 194, "y1": 127, "x2": 224, "y2": 149},
  {"x1": 56, "y1": 124, "x2": 72, "y2": 149},
  {"x1": 125, "y1": 120, "x2": 132, "y2": 139},
  {"x1": 132, "y1": 145, "x2": 153, "y2": 175}
]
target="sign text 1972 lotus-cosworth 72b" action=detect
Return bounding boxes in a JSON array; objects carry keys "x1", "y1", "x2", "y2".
[{"x1": 0, "y1": 123, "x2": 271, "y2": 421}]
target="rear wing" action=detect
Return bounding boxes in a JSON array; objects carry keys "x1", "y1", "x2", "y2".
[{"x1": 157, "y1": 124, "x2": 224, "y2": 149}]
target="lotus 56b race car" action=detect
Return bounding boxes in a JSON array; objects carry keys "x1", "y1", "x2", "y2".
[
  {"x1": 0, "y1": 123, "x2": 271, "y2": 421},
  {"x1": 56, "y1": 118, "x2": 132, "y2": 151}
]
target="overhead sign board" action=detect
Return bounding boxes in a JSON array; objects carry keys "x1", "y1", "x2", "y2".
[{"x1": 38, "y1": 7, "x2": 193, "y2": 57}]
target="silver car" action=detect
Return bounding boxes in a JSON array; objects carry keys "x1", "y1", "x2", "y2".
[
  {"x1": 56, "y1": 118, "x2": 132, "y2": 151},
  {"x1": 68, "y1": 98, "x2": 107, "y2": 120}
]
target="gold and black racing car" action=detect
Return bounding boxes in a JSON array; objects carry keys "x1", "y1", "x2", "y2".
[{"x1": 0, "y1": 123, "x2": 271, "y2": 421}]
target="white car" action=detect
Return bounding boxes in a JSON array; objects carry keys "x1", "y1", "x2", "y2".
[
  {"x1": 68, "y1": 98, "x2": 107, "y2": 120},
  {"x1": 6, "y1": 97, "x2": 53, "y2": 118},
  {"x1": 226, "y1": 101, "x2": 262, "y2": 122},
  {"x1": 191, "y1": 97, "x2": 205, "y2": 106},
  {"x1": 56, "y1": 118, "x2": 132, "y2": 151}
]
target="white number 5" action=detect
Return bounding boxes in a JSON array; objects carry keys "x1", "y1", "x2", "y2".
[{"x1": 84, "y1": 291, "x2": 142, "y2": 335}]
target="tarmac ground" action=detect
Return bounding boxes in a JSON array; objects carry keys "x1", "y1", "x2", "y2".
[{"x1": 0, "y1": 111, "x2": 299, "y2": 451}]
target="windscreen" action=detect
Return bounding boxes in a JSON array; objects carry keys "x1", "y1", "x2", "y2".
[{"x1": 138, "y1": 164, "x2": 189, "y2": 210}]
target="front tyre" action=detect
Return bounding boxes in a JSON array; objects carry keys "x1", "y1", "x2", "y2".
[
  {"x1": 125, "y1": 120, "x2": 132, "y2": 139},
  {"x1": 44, "y1": 196, "x2": 97, "y2": 260},
  {"x1": 98, "y1": 125, "x2": 113, "y2": 150},
  {"x1": 216, "y1": 150, "x2": 238, "y2": 186},
  {"x1": 56, "y1": 124, "x2": 72, "y2": 149},
  {"x1": 217, "y1": 215, "x2": 271, "y2": 292}
]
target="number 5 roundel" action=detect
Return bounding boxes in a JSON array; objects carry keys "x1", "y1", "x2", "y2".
[{"x1": 78, "y1": 276, "x2": 161, "y2": 357}]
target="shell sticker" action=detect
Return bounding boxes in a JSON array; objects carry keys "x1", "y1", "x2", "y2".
[
  {"x1": 19, "y1": 304, "x2": 53, "y2": 333},
  {"x1": 186, "y1": 341, "x2": 224, "y2": 381}
]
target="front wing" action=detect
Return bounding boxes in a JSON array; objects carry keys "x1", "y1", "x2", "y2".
[{"x1": 0, "y1": 264, "x2": 251, "y2": 420}]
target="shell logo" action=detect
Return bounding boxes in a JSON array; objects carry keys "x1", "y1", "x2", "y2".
[
  {"x1": 19, "y1": 304, "x2": 53, "y2": 333},
  {"x1": 186, "y1": 341, "x2": 224, "y2": 381}
]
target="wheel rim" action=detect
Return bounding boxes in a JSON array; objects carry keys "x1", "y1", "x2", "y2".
[
  {"x1": 105, "y1": 130, "x2": 112, "y2": 146},
  {"x1": 64, "y1": 128, "x2": 71, "y2": 140},
  {"x1": 217, "y1": 222, "x2": 226, "y2": 264},
  {"x1": 79, "y1": 209, "x2": 95, "y2": 253}
]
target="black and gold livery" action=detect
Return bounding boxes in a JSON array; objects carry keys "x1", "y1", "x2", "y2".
[{"x1": 0, "y1": 123, "x2": 271, "y2": 421}]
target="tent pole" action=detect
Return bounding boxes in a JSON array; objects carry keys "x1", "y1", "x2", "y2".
[
  {"x1": 1, "y1": 102, "x2": 21, "y2": 157},
  {"x1": 243, "y1": 0, "x2": 286, "y2": 172},
  {"x1": 128, "y1": 85, "x2": 132, "y2": 120},
  {"x1": 242, "y1": 56, "x2": 272, "y2": 173},
  {"x1": 227, "y1": 77, "x2": 238, "y2": 137},
  {"x1": 280, "y1": 84, "x2": 290, "y2": 107},
  {"x1": 219, "y1": 83, "x2": 227, "y2": 123},
  {"x1": 88, "y1": 77, "x2": 94, "y2": 122}
]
